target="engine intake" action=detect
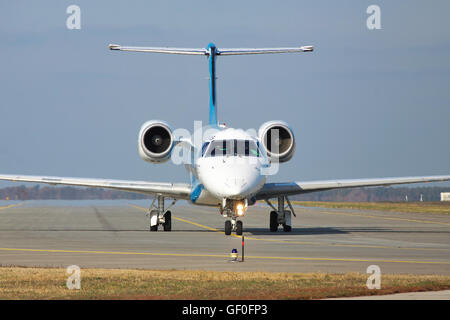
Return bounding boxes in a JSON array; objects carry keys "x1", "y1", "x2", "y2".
[
  {"x1": 258, "y1": 121, "x2": 295, "y2": 163},
  {"x1": 138, "y1": 120, "x2": 173, "y2": 163}
]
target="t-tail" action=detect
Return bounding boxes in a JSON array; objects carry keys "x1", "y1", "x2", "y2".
[{"x1": 109, "y1": 42, "x2": 314, "y2": 127}]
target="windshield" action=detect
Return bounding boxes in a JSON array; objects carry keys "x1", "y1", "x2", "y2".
[
  {"x1": 205, "y1": 140, "x2": 261, "y2": 157},
  {"x1": 201, "y1": 142, "x2": 210, "y2": 157}
]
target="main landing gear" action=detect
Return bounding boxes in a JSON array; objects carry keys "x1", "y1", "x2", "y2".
[
  {"x1": 148, "y1": 195, "x2": 176, "y2": 232},
  {"x1": 265, "y1": 196, "x2": 296, "y2": 232}
]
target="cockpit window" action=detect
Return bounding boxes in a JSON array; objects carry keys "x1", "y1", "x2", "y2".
[
  {"x1": 205, "y1": 140, "x2": 261, "y2": 157},
  {"x1": 201, "y1": 142, "x2": 210, "y2": 157}
]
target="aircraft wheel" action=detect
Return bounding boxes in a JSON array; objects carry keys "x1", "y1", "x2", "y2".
[
  {"x1": 270, "y1": 211, "x2": 278, "y2": 232},
  {"x1": 163, "y1": 211, "x2": 172, "y2": 231},
  {"x1": 224, "y1": 220, "x2": 232, "y2": 235},
  {"x1": 149, "y1": 209, "x2": 158, "y2": 231},
  {"x1": 283, "y1": 224, "x2": 292, "y2": 232},
  {"x1": 236, "y1": 220, "x2": 243, "y2": 235}
]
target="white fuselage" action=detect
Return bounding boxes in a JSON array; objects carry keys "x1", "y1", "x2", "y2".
[{"x1": 193, "y1": 128, "x2": 267, "y2": 205}]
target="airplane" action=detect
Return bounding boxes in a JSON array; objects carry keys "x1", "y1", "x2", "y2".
[{"x1": 1, "y1": 42, "x2": 449, "y2": 236}]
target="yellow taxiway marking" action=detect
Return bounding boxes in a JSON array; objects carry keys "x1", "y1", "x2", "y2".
[
  {"x1": 172, "y1": 215, "x2": 221, "y2": 233},
  {"x1": 0, "y1": 247, "x2": 449, "y2": 265},
  {"x1": 130, "y1": 204, "x2": 222, "y2": 232},
  {"x1": 0, "y1": 203, "x2": 24, "y2": 211},
  {"x1": 129, "y1": 205, "x2": 450, "y2": 252},
  {"x1": 303, "y1": 208, "x2": 450, "y2": 227}
]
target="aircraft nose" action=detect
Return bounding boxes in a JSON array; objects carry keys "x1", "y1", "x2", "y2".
[
  {"x1": 224, "y1": 177, "x2": 248, "y2": 197},
  {"x1": 198, "y1": 160, "x2": 265, "y2": 199}
]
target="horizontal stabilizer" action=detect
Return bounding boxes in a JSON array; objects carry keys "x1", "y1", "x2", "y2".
[
  {"x1": 217, "y1": 46, "x2": 314, "y2": 55},
  {"x1": 109, "y1": 44, "x2": 314, "y2": 56},
  {"x1": 109, "y1": 44, "x2": 207, "y2": 55}
]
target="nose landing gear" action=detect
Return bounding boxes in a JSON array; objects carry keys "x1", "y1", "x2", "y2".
[
  {"x1": 222, "y1": 199, "x2": 245, "y2": 236},
  {"x1": 236, "y1": 220, "x2": 243, "y2": 235},
  {"x1": 224, "y1": 218, "x2": 243, "y2": 236},
  {"x1": 224, "y1": 220, "x2": 232, "y2": 235}
]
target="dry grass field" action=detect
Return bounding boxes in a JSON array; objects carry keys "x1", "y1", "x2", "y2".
[
  {"x1": 1, "y1": 267, "x2": 449, "y2": 300},
  {"x1": 293, "y1": 201, "x2": 450, "y2": 214}
]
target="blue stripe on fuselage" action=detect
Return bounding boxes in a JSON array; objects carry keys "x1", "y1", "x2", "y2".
[{"x1": 190, "y1": 183, "x2": 204, "y2": 203}]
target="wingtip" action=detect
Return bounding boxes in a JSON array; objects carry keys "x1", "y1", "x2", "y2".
[{"x1": 109, "y1": 44, "x2": 121, "y2": 50}]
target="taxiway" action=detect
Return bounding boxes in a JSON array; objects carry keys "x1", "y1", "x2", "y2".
[{"x1": 0, "y1": 200, "x2": 449, "y2": 274}]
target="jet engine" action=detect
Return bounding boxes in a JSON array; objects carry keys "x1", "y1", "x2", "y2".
[
  {"x1": 138, "y1": 120, "x2": 174, "y2": 163},
  {"x1": 258, "y1": 121, "x2": 295, "y2": 163}
]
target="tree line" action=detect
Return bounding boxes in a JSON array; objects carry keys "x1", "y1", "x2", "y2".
[
  {"x1": 292, "y1": 186, "x2": 449, "y2": 202},
  {"x1": 0, "y1": 184, "x2": 449, "y2": 202},
  {"x1": 0, "y1": 185, "x2": 147, "y2": 200}
]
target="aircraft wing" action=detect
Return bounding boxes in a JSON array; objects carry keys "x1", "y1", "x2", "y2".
[
  {"x1": 0, "y1": 174, "x2": 191, "y2": 199},
  {"x1": 256, "y1": 175, "x2": 450, "y2": 199}
]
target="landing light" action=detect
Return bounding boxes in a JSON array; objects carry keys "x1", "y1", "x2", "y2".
[{"x1": 236, "y1": 203, "x2": 245, "y2": 216}]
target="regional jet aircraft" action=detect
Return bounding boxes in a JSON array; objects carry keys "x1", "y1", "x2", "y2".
[{"x1": 1, "y1": 42, "x2": 449, "y2": 235}]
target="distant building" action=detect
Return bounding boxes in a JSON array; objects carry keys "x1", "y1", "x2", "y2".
[{"x1": 440, "y1": 192, "x2": 450, "y2": 201}]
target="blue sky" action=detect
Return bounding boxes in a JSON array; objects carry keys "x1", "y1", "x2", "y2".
[{"x1": 0, "y1": 1, "x2": 449, "y2": 187}]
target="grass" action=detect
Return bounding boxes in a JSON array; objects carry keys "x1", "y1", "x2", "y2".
[
  {"x1": 292, "y1": 201, "x2": 450, "y2": 214},
  {"x1": 0, "y1": 267, "x2": 449, "y2": 299}
]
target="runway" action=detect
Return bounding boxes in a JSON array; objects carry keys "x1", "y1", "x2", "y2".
[{"x1": 0, "y1": 200, "x2": 449, "y2": 274}]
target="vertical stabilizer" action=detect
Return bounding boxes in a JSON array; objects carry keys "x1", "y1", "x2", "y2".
[{"x1": 207, "y1": 43, "x2": 218, "y2": 127}]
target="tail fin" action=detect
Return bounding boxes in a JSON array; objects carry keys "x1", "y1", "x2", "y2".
[{"x1": 109, "y1": 43, "x2": 314, "y2": 127}]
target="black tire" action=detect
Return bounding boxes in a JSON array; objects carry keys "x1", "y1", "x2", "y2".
[
  {"x1": 163, "y1": 211, "x2": 172, "y2": 231},
  {"x1": 283, "y1": 224, "x2": 292, "y2": 232},
  {"x1": 270, "y1": 211, "x2": 278, "y2": 232},
  {"x1": 224, "y1": 220, "x2": 232, "y2": 235},
  {"x1": 150, "y1": 225, "x2": 158, "y2": 231},
  {"x1": 236, "y1": 220, "x2": 243, "y2": 235}
]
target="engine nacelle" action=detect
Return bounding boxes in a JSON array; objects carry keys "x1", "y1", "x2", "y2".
[
  {"x1": 258, "y1": 121, "x2": 295, "y2": 163},
  {"x1": 138, "y1": 120, "x2": 174, "y2": 163}
]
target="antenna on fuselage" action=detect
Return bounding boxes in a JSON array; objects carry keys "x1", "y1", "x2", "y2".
[{"x1": 109, "y1": 43, "x2": 314, "y2": 127}]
